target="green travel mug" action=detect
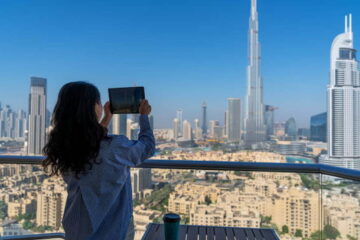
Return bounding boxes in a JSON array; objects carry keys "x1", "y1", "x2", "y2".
[{"x1": 163, "y1": 213, "x2": 181, "y2": 240}]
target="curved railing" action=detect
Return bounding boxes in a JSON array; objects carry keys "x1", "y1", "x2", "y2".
[
  {"x1": 0, "y1": 154, "x2": 359, "y2": 240},
  {"x1": 0, "y1": 155, "x2": 359, "y2": 181}
]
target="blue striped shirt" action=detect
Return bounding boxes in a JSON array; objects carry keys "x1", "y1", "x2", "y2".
[{"x1": 62, "y1": 115, "x2": 155, "y2": 240}]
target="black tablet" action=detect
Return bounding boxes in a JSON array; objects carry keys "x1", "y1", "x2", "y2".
[{"x1": 108, "y1": 87, "x2": 145, "y2": 114}]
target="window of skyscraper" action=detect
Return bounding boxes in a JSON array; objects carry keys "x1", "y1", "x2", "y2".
[{"x1": 339, "y1": 48, "x2": 356, "y2": 60}]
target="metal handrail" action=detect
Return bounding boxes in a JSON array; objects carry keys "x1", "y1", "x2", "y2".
[
  {"x1": 0, "y1": 155, "x2": 359, "y2": 181},
  {"x1": 1, "y1": 233, "x2": 65, "y2": 239}
]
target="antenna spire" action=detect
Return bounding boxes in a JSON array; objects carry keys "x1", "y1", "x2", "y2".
[
  {"x1": 345, "y1": 15, "x2": 348, "y2": 32},
  {"x1": 251, "y1": 0, "x2": 257, "y2": 19},
  {"x1": 349, "y1": 14, "x2": 352, "y2": 33}
]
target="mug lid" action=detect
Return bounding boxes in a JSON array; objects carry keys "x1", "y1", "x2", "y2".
[{"x1": 163, "y1": 213, "x2": 181, "y2": 223}]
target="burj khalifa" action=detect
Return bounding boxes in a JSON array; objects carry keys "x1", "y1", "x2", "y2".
[{"x1": 244, "y1": 0, "x2": 266, "y2": 148}]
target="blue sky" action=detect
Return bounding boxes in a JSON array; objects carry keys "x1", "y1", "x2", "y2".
[{"x1": 0, "y1": 0, "x2": 359, "y2": 128}]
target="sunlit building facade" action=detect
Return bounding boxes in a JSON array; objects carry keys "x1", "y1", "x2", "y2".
[
  {"x1": 27, "y1": 77, "x2": 47, "y2": 155},
  {"x1": 322, "y1": 14, "x2": 360, "y2": 170}
]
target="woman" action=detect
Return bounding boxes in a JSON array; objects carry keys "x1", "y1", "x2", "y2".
[{"x1": 43, "y1": 81, "x2": 155, "y2": 240}]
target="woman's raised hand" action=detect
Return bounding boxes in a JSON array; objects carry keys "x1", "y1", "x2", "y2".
[
  {"x1": 100, "y1": 101, "x2": 112, "y2": 128},
  {"x1": 139, "y1": 99, "x2": 152, "y2": 115}
]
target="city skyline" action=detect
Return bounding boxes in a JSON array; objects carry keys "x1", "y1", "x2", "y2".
[{"x1": 0, "y1": 0, "x2": 359, "y2": 128}]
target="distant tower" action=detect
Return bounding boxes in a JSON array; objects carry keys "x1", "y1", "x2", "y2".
[
  {"x1": 149, "y1": 115, "x2": 154, "y2": 130},
  {"x1": 209, "y1": 120, "x2": 219, "y2": 138},
  {"x1": 264, "y1": 105, "x2": 276, "y2": 140},
  {"x1": 130, "y1": 123, "x2": 140, "y2": 140},
  {"x1": 193, "y1": 118, "x2": 202, "y2": 140},
  {"x1": 126, "y1": 118, "x2": 133, "y2": 139},
  {"x1": 182, "y1": 120, "x2": 192, "y2": 140},
  {"x1": 176, "y1": 109, "x2": 183, "y2": 137},
  {"x1": 28, "y1": 77, "x2": 47, "y2": 155},
  {"x1": 112, "y1": 114, "x2": 127, "y2": 135},
  {"x1": 321, "y1": 14, "x2": 360, "y2": 170},
  {"x1": 173, "y1": 118, "x2": 180, "y2": 140},
  {"x1": 224, "y1": 111, "x2": 228, "y2": 137},
  {"x1": 131, "y1": 168, "x2": 152, "y2": 200},
  {"x1": 244, "y1": 0, "x2": 266, "y2": 148},
  {"x1": 201, "y1": 102, "x2": 207, "y2": 137},
  {"x1": 227, "y1": 98, "x2": 241, "y2": 142},
  {"x1": 310, "y1": 112, "x2": 327, "y2": 142},
  {"x1": 285, "y1": 117, "x2": 297, "y2": 140},
  {"x1": 15, "y1": 109, "x2": 27, "y2": 139}
]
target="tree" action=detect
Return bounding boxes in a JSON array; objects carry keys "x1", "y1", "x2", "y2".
[
  {"x1": 260, "y1": 215, "x2": 272, "y2": 226},
  {"x1": 205, "y1": 195, "x2": 212, "y2": 205},
  {"x1": 310, "y1": 231, "x2": 322, "y2": 240},
  {"x1": 282, "y1": 225, "x2": 289, "y2": 234},
  {"x1": 22, "y1": 220, "x2": 35, "y2": 230},
  {"x1": 295, "y1": 229, "x2": 303, "y2": 237},
  {"x1": 32, "y1": 225, "x2": 54, "y2": 233},
  {"x1": 16, "y1": 213, "x2": 36, "y2": 221},
  {"x1": 324, "y1": 224, "x2": 340, "y2": 239},
  {"x1": 310, "y1": 226, "x2": 340, "y2": 240},
  {"x1": 0, "y1": 201, "x2": 6, "y2": 219},
  {"x1": 299, "y1": 174, "x2": 320, "y2": 190},
  {"x1": 347, "y1": 235, "x2": 357, "y2": 240}
]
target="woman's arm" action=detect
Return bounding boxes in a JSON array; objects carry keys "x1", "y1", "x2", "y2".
[
  {"x1": 100, "y1": 101, "x2": 112, "y2": 128},
  {"x1": 111, "y1": 100, "x2": 155, "y2": 166}
]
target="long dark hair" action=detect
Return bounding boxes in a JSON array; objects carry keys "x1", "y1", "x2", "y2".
[{"x1": 43, "y1": 81, "x2": 108, "y2": 177}]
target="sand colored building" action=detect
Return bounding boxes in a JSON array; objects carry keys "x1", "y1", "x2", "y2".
[
  {"x1": 36, "y1": 178, "x2": 67, "y2": 230},
  {"x1": 157, "y1": 150, "x2": 286, "y2": 163},
  {"x1": 268, "y1": 188, "x2": 320, "y2": 238},
  {"x1": 190, "y1": 204, "x2": 260, "y2": 228},
  {"x1": 7, "y1": 198, "x2": 36, "y2": 218},
  {"x1": 168, "y1": 183, "x2": 220, "y2": 215},
  {"x1": 323, "y1": 193, "x2": 360, "y2": 239},
  {"x1": 133, "y1": 205, "x2": 161, "y2": 240}
]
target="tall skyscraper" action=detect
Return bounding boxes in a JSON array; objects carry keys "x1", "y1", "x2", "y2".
[
  {"x1": 244, "y1": 0, "x2": 266, "y2": 148},
  {"x1": 0, "y1": 105, "x2": 26, "y2": 139},
  {"x1": 112, "y1": 114, "x2": 127, "y2": 135},
  {"x1": 321, "y1": 14, "x2": 360, "y2": 170},
  {"x1": 0, "y1": 105, "x2": 12, "y2": 138},
  {"x1": 131, "y1": 168, "x2": 152, "y2": 200},
  {"x1": 285, "y1": 117, "x2": 297, "y2": 140},
  {"x1": 224, "y1": 111, "x2": 228, "y2": 138},
  {"x1": 182, "y1": 120, "x2": 192, "y2": 140},
  {"x1": 176, "y1": 109, "x2": 183, "y2": 137},
  {"x1": 227, "y1": 98, "x2": 241, "y2": 143},
  {"x1": 193, "y1": 118, "x2": 202, "y2": 140},
  {"x1": 264, "y1": 105, "x2": 276, "y2": 140},
  {"x1": 126, "y1": 118, "x2": 133, "y2": 139},
  {"x1": 149, "y1": 115, "x2": 154, "y2": 130},
  {"x1": 209, "y1": 120, "x2": 219, "y2": 138},
  {"x1": 310, "y1": 112, "x2": 327, "y2": 142},
  {"x1": 201, "y1": 102, "x2": 207, "y2": 137},
  {"x1": 173, "y1": 118, "x2": 180, "y2": 140},
  {"x1": 15, "y1": 109, "x2": 27, "y2": 139},
  {"x1": 130, "y1": 123, "x2": 140, "y2": 140},
  {"x1": 27, "y1": 77, "x2": 47, "y2": 155}
]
